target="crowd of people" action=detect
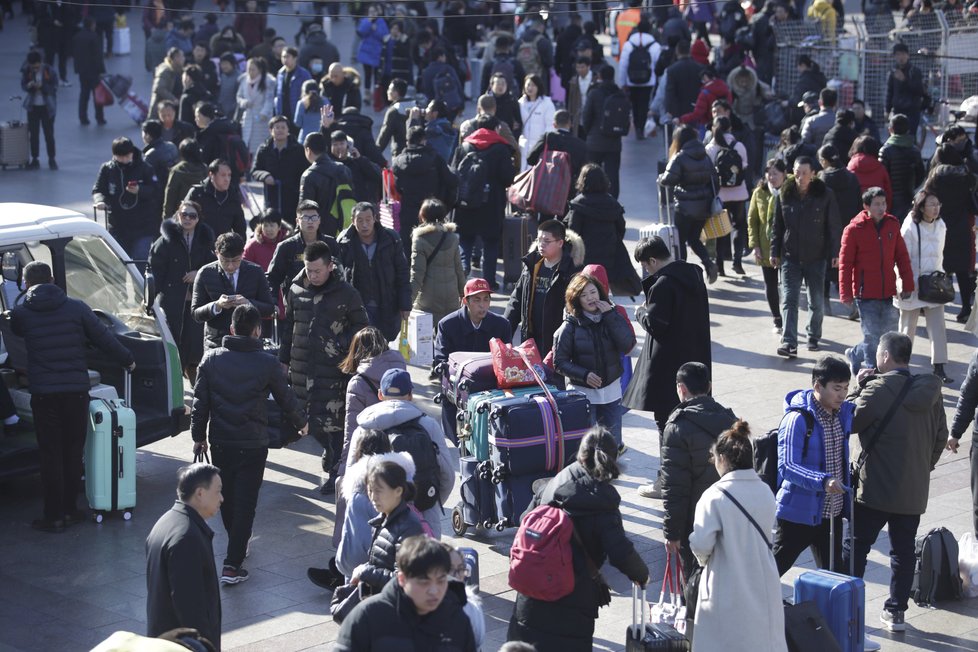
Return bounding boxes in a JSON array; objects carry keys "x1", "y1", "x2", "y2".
[{"x1": 7, "y1": 0, "x2": 978, "y2": 650}]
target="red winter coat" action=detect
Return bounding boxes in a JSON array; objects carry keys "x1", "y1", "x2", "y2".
[
  {"x1": 243, "y1": 229, "x2": 288, "y2": 318},
  {"x1": 680, "y1": 79, "x2": 733, "y2": 127},
  {"x1": 847, "y1": 153, "x2": 893, "y2": 213},
  {"x1": 838, "y1": 210, "x2": 914, "y2": 303}
]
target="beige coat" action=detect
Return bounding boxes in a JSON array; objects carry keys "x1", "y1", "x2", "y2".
[{"x1": 410, "y1": 222, "x2": 466, "y2": 325}]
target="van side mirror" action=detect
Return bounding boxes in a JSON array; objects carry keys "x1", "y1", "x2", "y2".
[
  {"x1": 1, "y1": 252, "x2": 21, "y2": 284},
  {"x1": 143, "y1": 267, "x2": 156, "y2": 316}
]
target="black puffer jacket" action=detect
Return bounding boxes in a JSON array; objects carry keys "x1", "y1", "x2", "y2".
[
  {"x1": 659, "y1": 138, "x2": 719, "y2": 221},
  {"x1": 251, "y1": 137, "x2": 310, "y2": 223},
  {"x1": 191, "y1": 335, "x2": 305, "y2": 447},
  {"x1": 880, "y1": 137, "x2": 926, "y2": 219},
  {"x1": 392, "y1": 144, "x2": 459, "y2": 239},
  {"x1": 335, "y1": 571, "x2": 476, "y2": 652},
  {"x1": 298, "y1": 155, "x2": 355, "y2": 237},
  {"x1": 772, "y1": 176, "x2": 842, "y2": 264},
  {"x1": 818, "y1": 166, "x2": 863, "y2": 226},
  {"x1": 553, "y1": 309, "x2": 635, "y2": 389},
  {"x1": 8, "y1": 284, "x2": 134, "y2": 394},
  {"x1": 196, "y1": 117, "x2": 239, "y2": 168},
  {"x1": 190, "y1": 259, "x2": 276, "y2": 350},
  {"x1": 661, "y1": 396, "x2": 737, "y2": 542},
  {"x1": 359, "y1": 500, "x2": 425, "y2": 593},
  {"x1": 508, "y1": 462, "x2": 648, "y2": 650},
  {"x1": 265, "y1": 232, "x2": 341, "y2": 297},
  {"x1": 582, "y1": 80, "x2": 624, "y2": 152},
  {"x1": 564, "y1": 192, "x2": 625, "y2": 273},
  {"x1": 185, "y1": 179, "x2": 247, "y2": 239},
  {"x1": 280, "y1": 270, "x2": 369, "y2": 402},
  {"x1": 928, "y1": 164, "x2": 977, "y2": 272},
  {"x1": 336, "y1": 224, "x2": 411, "y2": 341}
]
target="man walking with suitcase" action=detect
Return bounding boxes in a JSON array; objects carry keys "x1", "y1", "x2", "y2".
[
  {"x1": 844, "y1": 331, "x2": 947, "y2": 632},
  {"x1": 8, "y1": 262, "x2": 135, "y2": 532},
  {"x1": 191, "y1": 305, "x2": 308, "y2": 585}
]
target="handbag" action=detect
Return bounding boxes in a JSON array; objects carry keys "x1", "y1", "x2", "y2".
[
  {"x1": 94, "y1": 80, "x2": 115, "y2": 108},
  {"x1": 489, "y1": 337, "x2": 545, "y2": 389},
  {"x1": 915, "y1": 222, "x2": 955, "y2": 304},
  {"x1": 650, "y1": 552, "x2": 686, "y2": 634},
  {"x1": 507, "y1": 134, "x2": 572, "y2": 216},
  {"x1": 709, "y1": 176, "x2": 724, "y2": 218},
  {"x1": 700, "y1": 209, "x2": 733, "y2": 241},
  {"x1": 330, "y1": 582, "x2": 363, "y2": 624},
  {"x1": 379, "y1": 168, "x2": 401, "y2": 232}
]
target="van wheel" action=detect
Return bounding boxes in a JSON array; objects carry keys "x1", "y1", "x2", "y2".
[{"x1": 451, "y1": 503, "x2": 468, "y2": 537}]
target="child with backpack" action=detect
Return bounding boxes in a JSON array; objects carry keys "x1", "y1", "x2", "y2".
[{"x1": 705, "y1": 115, "x2": 750, "y2": 276}]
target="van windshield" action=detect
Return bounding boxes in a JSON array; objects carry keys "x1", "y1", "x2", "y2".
[{"x1": 63, "y1": 235, "x2": 159, "y2": 336}]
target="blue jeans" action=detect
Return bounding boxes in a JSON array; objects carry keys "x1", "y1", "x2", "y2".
[
  {"x1": 851, "y1": 298, "x2": 898, "y2": 370},
  {"x1": 460, "y1": 235, "x2": 499, "y2": 288},
  {"x1": 780, "y1": 259, "x2": 825, "y2": 348},
  {"x1": 594, "y1": 399, "x2": 623, "y2": 447}
]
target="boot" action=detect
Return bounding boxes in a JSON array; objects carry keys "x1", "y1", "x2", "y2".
[{"x1": 933, "y1": 363, "x2": 953, "y2": 384}]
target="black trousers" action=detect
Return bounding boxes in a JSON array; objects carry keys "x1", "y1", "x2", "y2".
[
  {"x1": 78, "y1": 76, "x2": 105, "y2": 123},
  {"x1": 676, "y1": 214, "x2": 711, "y2": 269},
  {"x1": 949, "y1": 267, "x2": 977, "y2": 312},
  {"x1": 844, "y1": 502, "x2": 920, "y2": 613},
  {"x1": 761, "y1": 265, "x2": 781, "y2": 324},
  {"x1": 211, "y1": 444, "x2": 267, "y2": 568},
  {"x1": 773, "y1": 515, "x2": 844, "y2": 576},
  {"x1": 972, "y1": 436, "x2": 978, "y2": 537},
  {"x1": 628, "y1": 86, "x2": 652, "y2": 133},
  {"x1": 31, "y1": 391, "x2": 89, "y2": 520},
  {"x1": 43, "y1": 28, "x2": 70, "y2": 79},
  {"x1": 715, "y1": 200, "x2": 747, "y2": 266},
  {"x1": 27, "y1": 105, "x2": 55, "y2": 160},
  {"x1": 587, "y1": 149, "x2": 621, "y2": 199}
]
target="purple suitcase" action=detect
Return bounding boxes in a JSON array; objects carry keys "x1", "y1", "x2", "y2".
[{"x1": 440, "y1": 351, "x2": 497, "y2": 407}]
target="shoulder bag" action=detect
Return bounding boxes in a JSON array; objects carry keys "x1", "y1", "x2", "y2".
[
  {"x1": 701, "y1": 176, "x2": 732, "y2": 240},
  {"x1": 915, "y1": 221, "x2": 955, "y2": 304}
]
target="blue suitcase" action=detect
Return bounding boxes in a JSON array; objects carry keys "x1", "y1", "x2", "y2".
[
  {"x1": 460, "y1": 385, "x2": 560, "y2": 461},
  {"x1": 85, "y1": 371, "x2": 136, "y2": 522},
  {"x1": 488, "y1": 390, "x2": 592, "y2": 476},
  {"x1": 494, "y1": 470, "x2": 552, "y2": 528}
]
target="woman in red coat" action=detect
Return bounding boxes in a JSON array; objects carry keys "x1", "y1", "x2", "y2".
[
  {"x1": 243, "y1": 208, "x2": 289, "y2": 328},
  {"x1": 847, "y1": 135, "x2": 893, "y2": 211}
]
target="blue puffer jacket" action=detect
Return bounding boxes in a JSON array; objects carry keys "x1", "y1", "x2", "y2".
[
  {"x1": 8, "y1": 284, "x2": 134, "y2": 394},
  {"x1": 776, "y1": 389, "x2": 854, "y2": 526}
]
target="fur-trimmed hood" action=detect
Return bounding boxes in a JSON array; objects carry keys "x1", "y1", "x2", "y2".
[
  {"x1": 727, "y1": 65, "x2": 758, "y2": 97},
  {"x1": 412, "y1": 221, "x2": 458, "y2": 238},
  {"x1": 159, "y1": 216, "x2": 216, "y2": 245},
  {"x1": 779, "y1": 175, "x2": 828, "y2": 202},
  {"x1": 525, "y1": 228, "x2": 585, "y2": 267},
  {"x1": 341, "y1": 451, "x2": 415, "y2": 501}
]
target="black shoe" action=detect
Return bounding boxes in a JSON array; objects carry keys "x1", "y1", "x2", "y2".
[
  {"x1": 307, "y1": 566, "x2": 344, "y2": 590},
  {"x1": 80, "y1": 118, "x2": 90, "y2": 126},
  {"x1": 705, "y1": 262, "x2": 719, "y2": 285},
  {"x1": 731, "y1": 262, "x2": 746, "y2": 276},
  {"x1": 96, "y1": 118, "x2": 106, "y2": 126},
  {"x1": 64, "y1": 509, "x2": 87, "y2": 526},
  {"x1": 31, "y1": 517, "x2": 65, "y2": 533},
  {"x1": 777, "y1": 343, "x2": 798, "y2": 358},
  {"x1": 471, "y1": 256, "x2": 481, "y2": 269},
  {"x1": 806, "y1": 339, "x2": 819, "y2": 351},
  {"x1": 48, "y1": 159, "x2": 57, "y2": 170},
  {"x1": 318, "y1": 476, "x2": 336, "y2": 495},
  {"x1": 26, "y1": 159, "x2": 39, "y2": 170},
  {"x1": 956, "y1": 308, "x2": 972, "y2": 324},
  {"x1": 933, "y1": 363, "x2": 954, "y2": 384},
  {"x1": 717, "y1": 262, "x2": 727, "y2": 277}
]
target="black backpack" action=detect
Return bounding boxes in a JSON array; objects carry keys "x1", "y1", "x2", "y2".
[
  {"x1": 600, "y1": 90, "x2": 631, "y2": 137},
  {"x1": 911, "y1": 527, "x2": 963, "y2": 606},
  {"x1": 387, "y1": 416, "x2": 441, "y2": 511},
  {"x1": 627, "y1": 40, "x2": 655, "y2": 85},
  {"x1": 434, "y1": 67, "x2": 463, "y2": 113},
  {"x1": 754, "y1": 407, "x2": 814, "y2": 494},
  {"x1": 714, "y1": 137, "x2": 745, "y2": 188},
  {"x1": 456, "y1": 146, "x2": 491, "y2": 208}
]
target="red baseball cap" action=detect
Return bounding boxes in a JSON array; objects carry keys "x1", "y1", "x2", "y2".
[{"x1": 464, "y1": 278, "x2": 493, "y2": 297}]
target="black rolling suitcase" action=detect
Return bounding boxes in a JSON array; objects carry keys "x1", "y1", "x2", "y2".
[
  {"x1": 626, "y1": 584, "x2": 689, "y2": 651},
  {"x1": 501, "y1": 213, "x2": 537, "y2": 288}
]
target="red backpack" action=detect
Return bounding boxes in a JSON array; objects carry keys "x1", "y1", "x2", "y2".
[{"x1": 508, "y1": 505, "x2": 575, "y2": 601}]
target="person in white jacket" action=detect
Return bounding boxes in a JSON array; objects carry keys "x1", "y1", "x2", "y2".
[
  {"x1": 704, "y1": 115, "x2": 750, "y2": 277},
  {"x1": 616, "y1": 18, "x2": 661, "y2": 140},
  {"x1": 689, "y1": 420, "x2": 788, "y2": 652},
  {"x1": 345, "y1": 368, "x2": 457, "y2": 538},
  {"x1": 236, "y1": 57, "x2": 276, "y2": 155},
  {"x1": 517, "y1": 74, "x2": 556, "y2": 171},
  {"x1": 895, "y1": 189, "x2": 952, "y2": 383}
]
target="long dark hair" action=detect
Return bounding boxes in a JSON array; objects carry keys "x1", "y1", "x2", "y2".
[
  {"x1": 669, "y1": 125, "x2": 698, "y2": 159},
  {"x1": 711, "y1": 116, "x2": 732, "y2": 146},
  {"x1": 248, "y1": 57, "x2": 268, "y2": 93}
]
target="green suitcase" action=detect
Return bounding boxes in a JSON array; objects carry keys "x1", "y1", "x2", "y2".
[
  {"x1": 85, "y1": 372, "x2": 136, "y2": 522},
  {"x1": 460, "y1": 385, "x2": 558, "y2": 461}
]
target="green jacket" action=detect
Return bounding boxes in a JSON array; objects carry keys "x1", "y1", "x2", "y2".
[{"x1": 747, "y1": 182, "x2": 777, "y2": 266}]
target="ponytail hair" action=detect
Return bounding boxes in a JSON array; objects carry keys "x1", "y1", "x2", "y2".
[
  {"x1": 712, "y1": 419, "x2": 754, "y2": 472},
  {"x1": 576, "y1": 426, "x2": 620, "y2": 482},
  {"x1": 367, "y1": 459, "x2": 416, "y2": 502}
]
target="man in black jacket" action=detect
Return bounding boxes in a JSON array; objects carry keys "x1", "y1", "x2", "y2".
[
  {"x1": 185, "y1": 159, "x2": 247, "y2": 239},
  {"x1": 885, "y1": 43, "x2": 927, "y2": 140},
  {"x1": 145, "y1": 463, "x2": 223, "y2": 646},
  {"x1": 321, "y1": 106, "x2": 387, "y2": 170},
  {"x1": 8, "y1": 262, "x2": 135, "y2": 532},
  {"x1": 526, "y1": 110, "x2": 588, "y2": 208},
  {"x1": 880, "y1": 113, "x2": 926, "y2": 220},
  {"x1": 299, "y1": 132, "x2": 355, "y2": 237},
  {"x1": 335, "y1": 202, "x2": 411, "y2": 341},
  {"x1": 266, "y1": 200, "x2": 341, "y2": 299},
  {"x1": 72, "y1": 16, "x2": 106, "y2": 126},
  {"x1": 321, "y1": 63, "x2": 362, "y2": 111},
  {"x1": 330, "y1": 131, "x2": 382, "y2": 204},
  {"x1": 392, "y1": 126, "x2": 459, "y2": 257},
  {"x1": 192, "y1": 232, "x2": 276, "y2": 350},
  {"x1": 376, "y1": 78, "x2": 412, "y2": 160},
  {"x1": 664, "y1": 40, "x2": 704, "y2": 123},
  {"x1": 660, "y1": 362, "x2": 737, "y2": 570},
  {"x1": 281, "y1": 241, "x2": 369, "y2": 493},
  {"x1": 251, "y1": 116, "x2": 310, "y2": 227},
  {"x1": 192, "y1": 305, "x2": 307, "y2": 585},
  {"x1": 582, "y1": 65, "x2": 625, "y2": 198}
]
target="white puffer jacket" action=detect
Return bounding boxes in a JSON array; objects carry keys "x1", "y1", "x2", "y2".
[{"x1": 895, "y1": 214, "x2": 947, "y2": 311}]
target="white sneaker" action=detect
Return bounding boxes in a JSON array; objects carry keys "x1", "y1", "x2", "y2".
[{"x1": 863, "y1": 637, "x2": 881, "y2": 651}]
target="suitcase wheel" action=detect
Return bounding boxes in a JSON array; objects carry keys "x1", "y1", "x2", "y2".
[
  {"x1": 123, "y1": 510, "x2": 133, "y2": 521},
  {"x1": 481, "y1": 519, "x2": 495, "y2": 529},
  {"x1": 451, "y1": 503, "x2": 468, "y2": 537},
  {"x1": 433, "y1": 393, "x2": 443, "y2": 405},
  {"x1": 93, "y1": 511, "x2": 104, "y2": 524},
  {"x1": 495, "y1": 521, "x2": 507, "y2": 532}
]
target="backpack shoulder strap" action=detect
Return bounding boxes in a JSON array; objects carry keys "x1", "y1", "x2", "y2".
[{"x1": 784, "y1": 407, "x2": 816, "y2": 458}]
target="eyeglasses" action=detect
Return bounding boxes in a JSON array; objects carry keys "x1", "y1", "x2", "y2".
[
  {"x1": 179, "y1": 211, "x2": 199, "y2": 219},
  {"x1": 299, "y1": 214, "x2": 321, "y2": 222},
  {"x1": 537, "y1": 237, "x2": 558, "y2": 246}
]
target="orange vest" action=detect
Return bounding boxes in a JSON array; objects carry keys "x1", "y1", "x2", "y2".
[{"x1": 615, "y1": 8, "x2": 643, "y2": 60}]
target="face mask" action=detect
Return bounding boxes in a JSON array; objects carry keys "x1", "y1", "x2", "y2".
[{"x1": 310, "y1": 63, "x2": 323, "y2": 74}]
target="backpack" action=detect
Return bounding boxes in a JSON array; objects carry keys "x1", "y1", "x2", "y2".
[
  {"x1": 456, "y1": 146, "x2": 491, "y2": 208},
  {"x1": 734, "y1": 24, "x2": 755, "y2": 51},
  {"x1": 714, "y1": 137, "x2": 745, "y2": 188},
  {"x1": 911, "y1": 527, "x2": 964, "y2": 606},
  {"x1": 433, "y1": 67, "x2": 463, "y2": 113},
  {"x1": 718, "y1": 1, "x2": 747, "y2": 41},
  {"x1": 386, "y1": 416, "x2": 441, "y2": 511},
  {"x1": 218, "y1": 132, "x2": 251, "y2": 180},
  {"x1": 754, "y1": 407, "x2": 814, "y2": 494},
  {"x1": 600, "y1": 90, "x2": 631, "y2": 137},
  {"x1": 508, "y1": 505, "x2": 575, "y2": 601},
  {"x1": 490, "y1": 56, "x2": 518, "y2": 94},
  {"x1": 626, "y1": 39, "x2": 655, "y2": 85},
  {"x1": 516, "y1": 33, "x2": 544, "y2": 78}
]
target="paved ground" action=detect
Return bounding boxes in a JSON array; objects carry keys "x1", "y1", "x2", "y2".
[{"x1": 1, "y1": 4, "x2": 977, "y2": 651}]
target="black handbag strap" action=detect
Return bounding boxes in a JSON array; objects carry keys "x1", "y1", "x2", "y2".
[
  {"x1": 853, "y1": 373, "x2": 915, "y2": 474},
  {"x1": 718, "y1": 487, "x2": 772, "y2": 550},
  {"x1": 421, "y1": 229, "x2": 450, "y2": 284}
]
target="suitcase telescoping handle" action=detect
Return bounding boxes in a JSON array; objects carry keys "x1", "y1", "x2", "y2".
[
  {"x1": 123, "y1": 368, "x2": 132, "y2": 408},
  {"x1": 829, "y1": 485, "x2": 856, "y2": 576},
  {"x1": 631, "y1": 583, "x2": 647, "y2": 639}
]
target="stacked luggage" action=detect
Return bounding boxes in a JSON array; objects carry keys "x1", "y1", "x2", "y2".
[{"x1": 438, "y1": 349, "x2": 594, "y2": 537}]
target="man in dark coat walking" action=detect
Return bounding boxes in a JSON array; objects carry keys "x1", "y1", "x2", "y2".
[
  {"x1": 185, "y1": 160, "x2": 248, "y2": 239},
  {"x1": 251, "y1": 116, "x2": 310, "y2": 228},
  {"x1": 582, "y1": 65, "x2": 626, "y2": 198},
  {"x1": 145, "y1": 463, "x2": 223, "y2": 647},
  {"x1": 8, "y1": 262, "x2": 135, "y2": 532},
  {"x1": 623, "y1": 236, "x2": 711, "y2": 499},
  {"x1": 879, "y1": 113, "x2": 926, "y2": 220},
  {"x1": 392, "y1": 126, "x2": 459, "y2": 257},
  {"x1": 72, "y1": 16, "x2": 106, "y2": 126}
]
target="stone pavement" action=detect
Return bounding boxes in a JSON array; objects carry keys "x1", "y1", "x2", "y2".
[{"x1": 0, "y1": 5, "x2": 977, "y2": 651}]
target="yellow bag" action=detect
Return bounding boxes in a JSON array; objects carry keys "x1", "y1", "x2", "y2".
[
  {"x1": 398, "y1": 320, "x2": 410, "y2": 362},
  {"x1": 700, "y1": 209, "x2": 733, "y2": 241}
]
